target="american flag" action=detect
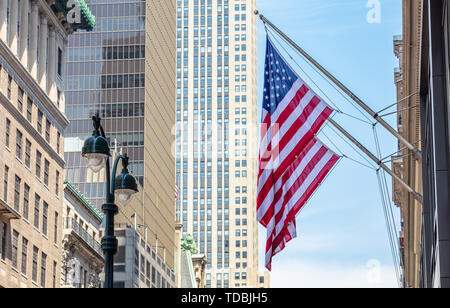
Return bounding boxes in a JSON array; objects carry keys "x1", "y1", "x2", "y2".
[{"x1": 257, "y1": 38, "x2": 340, "y2": 270}]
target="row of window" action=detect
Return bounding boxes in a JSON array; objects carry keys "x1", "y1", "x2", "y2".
[
  {"x1": 91, "y1": 16, "x2": 145, "y2": 33},
  {"x1": 87, "y1": 2, "x2": 145, "y2": 19},
  {"x1": 4, "y1": 119, "x2": 61, "y2": 195},
  {"x1": 65, "y1": 73, "x2": 145, "y2": 91},
  {"x1": 1, "y1": 226, "x2": 57, "y2": 288},
  {"x1": 1, "y1": 66, "x2": 62, "y2": 154},
  {"x1": 3, "y1": 164, "x2": 60, "y2": 244},
  {"x1": 67, "y1": 45, "x2": 145, "y2": 62}
]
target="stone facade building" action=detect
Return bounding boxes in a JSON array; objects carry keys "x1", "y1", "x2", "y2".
[
  {"x1": 0, "y1": 0, "x2": 94, "y2": 288},
  {"x1": 392, "y1": 24, "x2": 423, "y2": 288},
  {"x1": 395, "y1": 0, "x2": 450, "y2": 288},
  {"x1": 61, "y1": 181, "x2": 104, "y2": 288}
]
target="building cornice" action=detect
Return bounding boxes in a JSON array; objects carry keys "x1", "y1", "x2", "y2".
[
  {"x1": 64, "y1": 180, "x2": 104, "y2": 223},
  {"x1": 40, "y1": 0, "x2": 71, "y2": 39},
  {"x1": 42, "y1": 0, "x2": 96, "y2": 35},
  {"x1": 0, "y1": 197, "x2": 21, "y2": 221}
]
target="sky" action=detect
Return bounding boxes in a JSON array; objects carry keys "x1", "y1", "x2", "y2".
[{"x1": 255, "y1": 0, "x2": 403, "y2": 288}]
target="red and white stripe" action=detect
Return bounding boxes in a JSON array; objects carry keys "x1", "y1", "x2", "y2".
[
  {"x1": 257, "y1": 77, "x2": 334, "y2": 228},
  {"x1": 174, "y1": 184, "x2": 179, "y2": 201},
  {"x1": 264, "y1": 138, "x2": 340, "y2": 270}
]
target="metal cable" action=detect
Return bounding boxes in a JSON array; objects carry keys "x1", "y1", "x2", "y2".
[{"x1": 267, "y1": 27, "x2": 376, "y2": 125}]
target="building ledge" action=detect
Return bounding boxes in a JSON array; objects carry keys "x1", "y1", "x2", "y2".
[
  {"x1": 63, "y1": 218, "x2": 104, "y2": 260},
  {"x1": 0, "y1": 198, "x2": 21, "y2": 221},
  {"x1": 64, "y1": 180, "x2": 103, "y2": 222}
]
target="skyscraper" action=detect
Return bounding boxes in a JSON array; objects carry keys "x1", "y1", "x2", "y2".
[
  {"x1": 175, "y1": 0, "x2": 261, "y2": 288},
  {"x1": 64, "y1": 0, "x2": 177, "y2": 269}
]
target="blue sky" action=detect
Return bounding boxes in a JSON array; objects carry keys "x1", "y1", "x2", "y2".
[{"x1": 255, "y1": 0, "x2": 402, "y2": 287}]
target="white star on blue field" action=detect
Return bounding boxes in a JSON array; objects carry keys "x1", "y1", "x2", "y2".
[{"x1": 256, "y1": 0, "x2": 401, "y2": 288}]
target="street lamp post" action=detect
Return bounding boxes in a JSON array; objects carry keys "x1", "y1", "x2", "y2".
[{"x1": 82, "y1": 113, "x2": 138, "y2": 288}]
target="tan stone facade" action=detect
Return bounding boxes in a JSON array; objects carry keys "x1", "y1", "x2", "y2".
[
  {"x1": 192, "y1": 254, "x2": 207, "y2": 288},
  {"x1": 0, "y1": 0, "x2": 92, "y2": 288},
  {"x1": 392, "y1": 0, "x2": 424, "y2": 288},
  {"x1": 142, "y1": 0, "x2": 177, "y2": 270},
  {"x1": 257, "y1": 271, "x2": 270, "y2": 288},
  {"x1": 117, "y1": 0, "x2": 178, "y2": 270}
]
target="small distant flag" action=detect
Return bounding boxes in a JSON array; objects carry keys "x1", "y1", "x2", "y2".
[
  {"x1": 174, "y1": 183, "x2": 179, "y2": 201},
  {"x1": 257, "y1": 37, "x2": 340, "y2": 271}
]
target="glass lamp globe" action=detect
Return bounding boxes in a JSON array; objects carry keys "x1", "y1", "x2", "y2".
[
  {"x1": 115, "y1": 189, "x2": 137, "y2": 207},
  {"x1": 114, "y1": 171, "x2": 138, "y2": 207},
  {"x1": 82, "y1": 133, "x2": 110, "y2": 174},
  {"x1": 85, "y1": 153, "x2": 109, "y2": 173}
]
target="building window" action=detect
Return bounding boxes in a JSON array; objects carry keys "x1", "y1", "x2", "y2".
[
  {"x1": 45, "y1": 119, "x2": 50, "y2": 143},
  {"x1": 25, "y1": 139, "x2": 31, "y2": 168},
  {"x1": 16, "y1": 129, "x2": 23, "y2": 160},
  {"x1": 42, "y1": 201, "x2": 48, "y2": 236},
  {"x1": 57, "y1": 90, "x2": 61, "y2": 108},
  {"x1": 56, "y1": 131, "x2": 61, "y2": 154},
  {"x1": 1, "y1": 224, "x2": 6, "y2": 261},
  {"x1": 52, "y1": 261, "x2": 57, "y2": 288},
  {"x1": 3, "y1": 165, "x2": 9, "y2": 202},
  {"x1": 35, "y1": 151, "x2": 41, "y2": 179},
  {"x1": 32, "y1": 246, "x2": 38, "y2": 282},
  {"x1": 18, "y1": 87, "x2": 24, "y2": 112},
  {"x1": 57, "y1": 48, "x2": 63, "y2": 76},
  {"x1": 44, "y1": 159, "x2": 49, "y2": 186},
  {"x1": 12, "y1": 230, "x2": 19, "y2": 269},
  {"x1": 7, "y1": 75, "x2": 12, "y2": 100},
  {"x1": 54, "y1": 212, "x2": 58, "y2": 245},
  {"x1": 14, "y1": 175, "x2": 21, "y2": 212},
  {"x1": 55, "y1": 170, "x2": 59, "y2": 196},
  {"x1": 37, "y1": 110, "x2": 43, "y2": 134},
  {"x1": 21, "y1": 237, "x2": 28, "y2": 275},
  {"x1": 5, "y1": 118, "x2": 11, "y2": 148},
  {"x1": 34, "y1": 194, "x2": 40, "y2": 229},
  {"x1": 23, "y1": 184, "x2": 30, "y2": 220},
  {"x1": 26, "y1": 99, "x2": 32, "y2": 122},
  {"x1": 41, "y1": 252, "x2": 47, "y2": 288}
]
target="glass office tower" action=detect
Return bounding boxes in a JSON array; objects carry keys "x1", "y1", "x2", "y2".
[
  {"x1": 64, "y1": 0, "x2": 177, "y2": 269},
  {"x1": 175, "y1": 0, "x2": 262, "y2": 288},
  {"x1": 65, "y1": 1, "x2": 146, "y2": 209}
]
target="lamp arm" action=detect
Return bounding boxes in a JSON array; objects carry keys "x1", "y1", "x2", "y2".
[
  {"x1": 99, "y1": 125, "x2": 107, "y2": 139},
  {"x1": 108, "y1": 154, "x2": 124, "y2": 201}
]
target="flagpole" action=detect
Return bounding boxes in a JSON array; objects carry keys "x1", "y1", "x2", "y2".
[
  {"x1": 327, "y1": 118, "x2": 423, "y2": 204},
  {"x1": 254, "y1": 11, "x2": 422, "y2": 162}
]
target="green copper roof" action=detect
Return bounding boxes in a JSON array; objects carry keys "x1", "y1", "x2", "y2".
[
  {"x1": 64, "y1": 180, "x2": 103, "y2": 222},
  {"x1": 76, "y1": 0, "x2": 96, "y2": 31},
  {"x1": 53, "y1": 0, "x2": 96, "y2": 32},
  {"x1": 181, "y1": 234, "x2": 199, "y2": 254}
]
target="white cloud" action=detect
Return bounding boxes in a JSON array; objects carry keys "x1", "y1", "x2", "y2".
[{"x1": 268, "y1": 259, "x2": 399, "y2": 288}]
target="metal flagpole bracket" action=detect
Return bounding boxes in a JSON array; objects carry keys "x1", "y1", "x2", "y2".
[{"x1": 328, "y1": 118, "x2": 423, "y2": 204}]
